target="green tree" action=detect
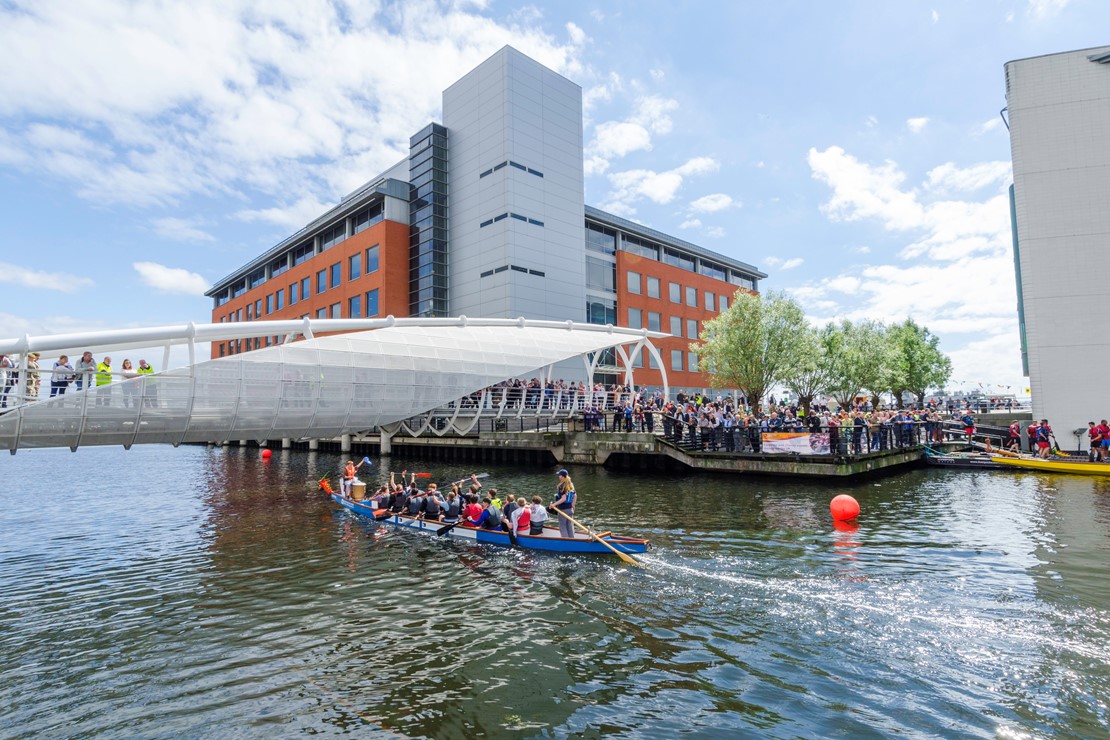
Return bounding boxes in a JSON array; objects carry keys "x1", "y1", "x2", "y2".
[
  {"x1": 823, "y1": 319, "x2": 889, "y2": 411},
  {"x1": 694, "y1": 290, "x2": 808, "y2": 412},
  {"x1": 885, "y1": 318, "x2": 953, "y2": 407},
  {"x1": 779, "y1": 325, "x2": 832, "y2": 417}
]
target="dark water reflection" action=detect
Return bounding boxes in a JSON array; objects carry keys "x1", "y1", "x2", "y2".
[{"x1": 1, "y1": 445, "x2": 1108, "y2": 738}]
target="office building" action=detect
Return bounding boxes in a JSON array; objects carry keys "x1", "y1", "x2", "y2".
[
  {"x1": 1005, "y1": 45, "x2": 1110, "y2": 436},
  {"x1": 207, "y1": 46, "x2": 765, "y2": 390}
]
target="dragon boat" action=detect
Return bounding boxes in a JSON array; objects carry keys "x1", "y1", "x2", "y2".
[
  {"x1": 330, "y1": 493, "x2": 651, "y2": 555},
  {"x1": 987, "y1": 454, "x2": 1110, "y2": 476}
]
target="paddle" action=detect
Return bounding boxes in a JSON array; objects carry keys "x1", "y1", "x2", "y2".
[{"x1": 551, "y1": 508, "x2": 639, "y2": 565}]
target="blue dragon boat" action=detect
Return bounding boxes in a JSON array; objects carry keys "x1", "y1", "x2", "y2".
[{"x1": 331, "y1": 493, "x2": 650, "y2": 555}]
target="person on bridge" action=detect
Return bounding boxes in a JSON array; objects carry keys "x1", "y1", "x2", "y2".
[
  {"x1": 94, "y1": 356, "x2": 113, "y2": 406},
  {"x1": 550, "y1": 469, "x2": 576, "y2": 538},
  {"x1": 50, "y1": 355, "x2": 74, "y2": 397},
  {"x1": 0, "y1": 354, "x2": 15, "y2": 408},
  {"x1": 74, "y1": 351, "x2": 96, "y2": 392}
]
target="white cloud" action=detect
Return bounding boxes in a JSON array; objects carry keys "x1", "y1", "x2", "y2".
[
  {"x1": 800, "y1": 145, "x2": 1024, "y2": 388},
  {"x1": 865, "y1": 115, "x2": 879, "y2": 128},
  {"x1": 972, "y1": 117, "x2": 1002, "y2": 136},
  {"x1": 679, "y1": 218, "x2": 702, "y2": 229},
  {"x1": 931, "y1": 9, "x2": 940, "y2": 22},
  {"x1": 780, "y1": 257, "x2": 804, "y2": 270},
  {"x1": 907, "y1": 117, "x2": 929, "y2": 133},
  {"x1": 1028, "y1": 0, "x2": 1070, "y2": 20},
  {"x1": 152, "y1": 217, "x2": 216, "y2": 242},
  {"x1": 585, "y1": 94, "x2": 679, "y2": 172},
  {"x1": 235, "y1": 195, "x2": 332, "y2": 230},
  {"x1": 688, "y1": 193, "x2": 738, "y2": 213},
  {"x1": 601, "y1": 156, "x2": 719, "y2": 215},
  {"x1": 0, "y1": 263, "x2": 94, "y2": 292},
  {"x1": 706, "y1": 226, "x2": 725, "y2": 238},
  {"x1": 0, "y1": 2, "x2": 584, "y2": 210},
  {"x1": 133, "y1": 261, "x2": 210, "y2": 295},
  {"x1": 924, "y1": 161, "x2": 1011, "y2": 193},
  {"x1": 851, "y1": 245, "x2": 872, "y2": 254}
]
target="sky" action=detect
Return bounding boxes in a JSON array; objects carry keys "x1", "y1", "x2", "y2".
[{"x1": 0, "y1": 0, "x2": 1105, "y2": 395}]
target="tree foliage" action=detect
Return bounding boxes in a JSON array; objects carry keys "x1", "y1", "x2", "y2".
[
  {"x1": 694, "y1": 290, "x2": 808, "y2": 411},
  {"x1": 884, "y1": 318, "x2": 953, "y2": 406},
  {"x1": 822, "y1": 319, "x2": 889, "y2": 410},
  {"x1": 779, "y1": 325, "x2": 831, "y2": 416}
]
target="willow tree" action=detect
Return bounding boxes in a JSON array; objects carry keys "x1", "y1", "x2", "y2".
[
  {"x1": 885, "y1": 318, "x2": 952, "y2": 407},
  {"x1": 823, "y1": 319, "x2": 889, "y2": 410},
  {"x1": 780, "y1": 325, "x2": 832, "y2": 416},
  {"x1": 693, "y1": 290, "x2": 808, "y2": 412}
]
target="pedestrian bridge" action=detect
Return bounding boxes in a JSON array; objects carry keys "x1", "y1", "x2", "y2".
[{"x1": 0, "y1": 317, "x2": 667, "y2": 453}]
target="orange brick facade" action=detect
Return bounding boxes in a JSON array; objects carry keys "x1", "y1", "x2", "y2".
[
  {"x1": 210, "y1": 219, "x2": 410, "y2": 358},
  {"x1": 615, "y1": 251, "x2": 754, "y2": 389}
]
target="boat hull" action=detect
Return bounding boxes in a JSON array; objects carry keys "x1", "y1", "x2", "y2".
[
  {"x1": 989, "y1": 456, "x2": 1110, "y2": 476},
  {"x1": 924, "y1": 452, "x2": 1011, "y2": 470},
  {"x1": 331, "y1": 494, "x2": 650, "y2": 554}
]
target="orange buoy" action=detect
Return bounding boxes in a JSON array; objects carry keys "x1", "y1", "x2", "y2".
[
  {"x1": 261, "y1": 449, "x2": 273, "y2": 459},
  {"x1": 830, "y1": 494, "x2": 860, "y2": 522}
]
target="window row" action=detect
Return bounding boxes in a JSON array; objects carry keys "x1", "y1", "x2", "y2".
[
  {"x1": 221, "y1": 247, "x2": 379, "y2": 322},
  {"x1": 623, "y1": 347, "x2": 701, "y2": 374},
  {"x1": 625, "y1": 309, "x2": 703, "y2": 340},
  {"x1": 627, "y1": 271, "x2": 731, "y2": 312}
]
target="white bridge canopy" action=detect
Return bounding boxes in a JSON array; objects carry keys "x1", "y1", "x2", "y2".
[{"x1": 0, "y1": 317, "x2": 667, "y2": 452}]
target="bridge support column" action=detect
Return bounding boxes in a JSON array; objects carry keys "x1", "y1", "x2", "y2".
[
  {"x1": 308, "y1": 439, "x2": 319, "y2": 451},
  {"x1": 239, "y1": 439, "x2": 247, "y2": 448},
  {"x1": 380, "y1": 431, "x2": 392, "y2": 455},
  {"x1": 282, "y1": 438, "x2": 291, "y2": 449},
  {"x1": 340, "y1": 434, "x2": 351, "y2": 453}
]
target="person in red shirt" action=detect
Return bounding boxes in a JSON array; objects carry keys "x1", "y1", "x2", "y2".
[
  {"x1": 1088, "y1": 421, "x2": 1103, "y2": 462},
  {"x1": 1099, "y1": 419, "x2": 1110, "y2": 462}
]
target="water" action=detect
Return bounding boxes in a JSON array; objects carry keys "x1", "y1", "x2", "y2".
[{"x1": 1, "y1": 445, "x2": 1108, "y2": 738}]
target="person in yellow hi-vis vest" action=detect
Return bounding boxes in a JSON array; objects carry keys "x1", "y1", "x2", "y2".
[
  {"x1": 95, "y1": 356, "x2": 113, "y2": 406},
  {"x1": 136, "y1": 359, "x2": 155, "y2": 408}
]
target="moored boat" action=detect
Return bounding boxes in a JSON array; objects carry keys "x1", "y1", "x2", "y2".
[
  {"x1": 988, "y1": 455, "x2": 1110, "y2": 476},
  {"x1": 923, "y1": 448, "x2": 1011, "y2": 470},
  {"x1": 331, "y1": 493, "x2": 651, "y2": 555}
]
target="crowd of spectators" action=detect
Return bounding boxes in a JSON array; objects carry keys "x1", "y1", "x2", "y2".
[{"x1": 0, "y1": 351, "x2": 155, "y2": 411}]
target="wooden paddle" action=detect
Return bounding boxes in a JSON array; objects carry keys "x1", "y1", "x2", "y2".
[{"x1": 551, "y1": 508, "x2": 639, "y2": 565}]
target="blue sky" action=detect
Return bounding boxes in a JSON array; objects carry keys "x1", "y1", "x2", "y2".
[{"x1": 0, "y1": 0, "x2": 1104, "y2": 394}]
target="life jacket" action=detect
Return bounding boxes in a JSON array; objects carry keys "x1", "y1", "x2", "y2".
[
  {"x1": 343, "y1": 464, "x2": 356, "y2": 481},
  {"x1": 515, "y1": 506, "x2": 531, "y2": 533}
]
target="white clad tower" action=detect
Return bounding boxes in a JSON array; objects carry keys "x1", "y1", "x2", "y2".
[{"x1": 443, "y1": 46, "x2": 587, "y2": 322}]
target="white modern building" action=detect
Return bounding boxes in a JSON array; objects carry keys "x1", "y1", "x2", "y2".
[{"x1": 1005, "y1": 45, "x2": 1110, "y2": 437}]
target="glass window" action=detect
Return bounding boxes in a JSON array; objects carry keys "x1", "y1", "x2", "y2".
[
  {"x1": 627, "y1": 308, "x2": 642, "y2": 329},
  {"x1": 688, "y1": 352, "x2": 699, "y2": 372},
  {"x1": 292, "y1": 242, "x2": 314, "y2": 266},
  {"x1": 586, "y1": 257, "x2": 615, "y2": 293},
  {"x1": 316, "y1": 269, "x2": 327, "y2": 294},
  {"x1": 246, "y1": 303, "x2": 253, "y2": 320},
  {"x1": 622, "y1": 235, "x2": 660, "y2": 260},
  {"x1": 663, "y1": 248, "x2": 696, "y2": 272},
  {"x1": 719, "y1": 295, "x2": 728, "y2": 311},
  {"x1": 316, "y1": 308, "x2": 327, "y2": 319},
  {"x1": 648, "y1": 351, "x2": 658, "y2": 370},
  {"x1": 289, "y1": 281, "x2": 299, "y2": 305},
  {"x1": 586, "y1": 298, "x2": 616, "y2": 325},
  {"x1": 266, "y1": 294, "x2": 273, "y2": 314},
  {"x1": 349, "y1": 253, "x2": 362, "y2": 281},
  {"x1": 669, "y1": 316, "x2": 681, "y2": 337},
  {"x1": 248, "y1": 268, "x2": 266, "y2": 289},
  {"x1": 627, "y1": 271, "x2": 641, "y2": 295},
  {"x1": 705, "y1": 291, "x2": 715, "y2": 312},
  {"x1": 585, "y1": 222, "x2": 616, "y2": 255},
  {"x1": 366, "y1": 245, "x2": 380, "y2": 274},
  {"x1": 352, "y1": 203, "x2": 383, "y2": 234},
  {"x1": 348, "y1": 294, "x2": 362, "y2": 318},
  {"x1": 669, "y1": 282, "x2": 681, "y2": 303},
  {"x1": 331, "y1": 302, "x2": 341, "y2": 318},
  {"x1": 254, "y1": 299, "x2": 261, "y2": 318},
  {"x1": 270, "y1": 256, "x2": 289, "y2": 278},
  {"x1": 687, "y1": 319, "x2": 698, "y2": 339},
  {"x1": 647, "y1": 311, "x2": 661, "y2": 332},
  {"x1": 671, "y1": 350, "x2": 683, "y2": 372},
  {"x1": 699, "y1": 260, "x2": 727, "y2": 281},
  {"x1": 730, "y1": 272, "x2": 755, "y2": 290},
  {"x1": 366, "y1": 289, "x2": 379, "y2": 317},
  {"x1": 631, "y1": 348, "x2": 643, "y2": 368},
  {"x1": 686, "y1": 286, "x2": 697, "y2": 306},
  {"x1": 329, "y1": 262, "x2": 341, "y2": 289},
  {"x1": 321, "y1": 223, "x2": 346, "y2": 250},
  {"x1": 301, "y1": 277, "x2": 311, "y2": 300},
  {"x1": 275, "y1": 289, "x2": 284, "y2": 310},
  {"x1": 646, "y1": 276, "x2": 660, "y2": 299}
]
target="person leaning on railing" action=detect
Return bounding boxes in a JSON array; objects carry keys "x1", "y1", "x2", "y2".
[{"x1": 51, "y1": 355, "x2": 74, "y2": 397}]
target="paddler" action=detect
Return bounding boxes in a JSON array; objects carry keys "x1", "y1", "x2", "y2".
[{"x1": 550, "y1": 469, "x2": 576, "y2": 538}]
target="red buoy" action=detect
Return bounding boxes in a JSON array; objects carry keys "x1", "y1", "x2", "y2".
[
  {"x1": 261, "y1": 449, "x2": 273, "y2": 459},
  {"x1": 830, "y1": 494, "x2": 860, "y2": 522}
]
